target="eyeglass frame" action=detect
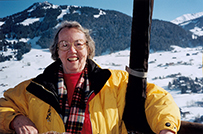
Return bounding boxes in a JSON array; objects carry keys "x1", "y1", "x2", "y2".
[{"x1": 57, "y1": 40, "x2": 88, "y2": 51}]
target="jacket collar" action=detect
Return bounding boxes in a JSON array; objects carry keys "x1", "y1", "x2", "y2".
[
  {"x1": 26, "y1": 59, "x2": 111, "y2": 114},
  {"x1": 87, "y1": 59, "x2": 111, "y2": 94}
]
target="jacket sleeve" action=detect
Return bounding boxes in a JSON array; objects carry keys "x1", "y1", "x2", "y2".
[
  {"x1": 0, "y1": 79, "x2": 31, "y2": 133},
  {"x1": 145, "y1": 83, "x2": 181, "y2": 134}
]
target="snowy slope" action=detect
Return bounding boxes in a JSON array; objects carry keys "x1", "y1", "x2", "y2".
[
  {"x1": 171, "y1": 11, "x2": 203, "y2": 25},
  {"x1": 0, "y1": 45, "x2": 202, "y2": 122},
  {"x1": 0, "y1": 48, "x2": 53, "y2": 92}
]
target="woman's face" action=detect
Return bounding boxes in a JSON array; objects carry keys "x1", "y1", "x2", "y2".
[{"x1": 58, "y1": 27, "x2": 88, "y2": 74}]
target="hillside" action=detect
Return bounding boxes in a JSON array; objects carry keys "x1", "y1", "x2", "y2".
[
  {"x1": 0, "y1": 2, "x2": 132, "y2": 57},
  {"x1": 0, "y1": 2, "x2": 202, "y2": 63}
]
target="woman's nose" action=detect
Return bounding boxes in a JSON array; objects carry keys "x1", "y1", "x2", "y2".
[{"x1": 68, "y1": 45, "x2": 77, "y2": 53}]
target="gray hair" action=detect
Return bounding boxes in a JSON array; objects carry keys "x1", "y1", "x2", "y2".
[{"x1": 50, "y1": 21, "x2": 95, "y2": 60}]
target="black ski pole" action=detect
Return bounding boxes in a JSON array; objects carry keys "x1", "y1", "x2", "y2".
[{"x1": 122, "y1": 0, "x2": 154, "y2": 133}]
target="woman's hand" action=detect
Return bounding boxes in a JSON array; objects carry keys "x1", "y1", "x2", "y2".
[
  {"x1": 10, "y1": 115, "x2": 39, "y2": 134},
  {"x1": 159, "y1": 129, "x2": 175, "y2": 134}
]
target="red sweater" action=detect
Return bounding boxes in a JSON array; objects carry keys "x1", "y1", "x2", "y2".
[
  {"x1": 64, "y1": 72, "x2": 82, "y2": 106},
  {"x1": 64, "y1": 72, "x2": 95, "y2": 133}
]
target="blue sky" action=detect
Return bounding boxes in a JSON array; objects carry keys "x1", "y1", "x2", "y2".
[{"x1": 0, "y1": 0, "x2": 203, "y2": 21}]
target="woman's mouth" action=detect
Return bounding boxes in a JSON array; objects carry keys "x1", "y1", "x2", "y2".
[{"x1": 67, "y1": 57, "x2": 79, "y2": 62}]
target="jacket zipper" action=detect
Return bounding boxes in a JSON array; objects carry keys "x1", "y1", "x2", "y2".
[
  {"x1": 87, "y1": 90, "x2": 95, "y2": 134},
  {"x1": 87, "y1": 90, "x2": 94, "y2": 99}
]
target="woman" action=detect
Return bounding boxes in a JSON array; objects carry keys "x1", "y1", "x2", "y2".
[{"x1": 0, "y1": 21, "x2": 180, "y2": 134}]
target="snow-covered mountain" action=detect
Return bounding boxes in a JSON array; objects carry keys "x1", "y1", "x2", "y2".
[
  {"x1": 171, "y1": 11, "x2": 203, "y2": 36},
  {"x1": 171, "y1": 12, "x2": 203, "y2": 25},
  {"x1": 0, "y1": 1, "x2": 132, "y2": 56},
  {"x1": 0, "y1": 1, "x2": 202, "y2": 59}
]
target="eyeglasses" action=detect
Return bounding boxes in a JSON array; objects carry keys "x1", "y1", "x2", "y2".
[{"x1": 57, "y1": 40, "x2": 87, "y2": 51}]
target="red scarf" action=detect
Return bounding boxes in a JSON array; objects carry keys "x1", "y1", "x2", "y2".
[{"x1": 58, "y1": 64, "x2": 90, "y2": 133}]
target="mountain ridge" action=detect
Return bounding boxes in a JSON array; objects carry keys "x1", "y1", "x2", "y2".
[
  {"x1": 171, "y1": 11, "x2": 203, "y2": 25},
  {"x1": 171, "y1": 11, "x2": 203, "y2": 36}
]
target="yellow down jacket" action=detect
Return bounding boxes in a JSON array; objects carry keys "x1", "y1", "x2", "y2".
[{"x1": 0, "y1": 59, "x2": 180, "y2": 134}]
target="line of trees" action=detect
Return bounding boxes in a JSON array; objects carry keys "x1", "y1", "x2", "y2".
[{"x1": 0, "y1": 32, "x2": 31, "y2": 62}]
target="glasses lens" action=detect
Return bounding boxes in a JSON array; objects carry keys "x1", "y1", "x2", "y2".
[
  {"x1": 74, "y1": 41, "x2": 86, "y2": 50},
  {"x1": 58, "y1": 41, "x2": 70, "y2": 51}
]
